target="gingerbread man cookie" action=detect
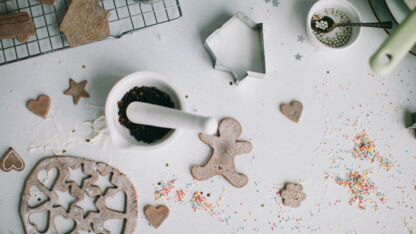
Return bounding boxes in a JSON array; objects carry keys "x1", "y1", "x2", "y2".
[{"x1": 192, "y1": 118, "x2": 252, "y2": 188}]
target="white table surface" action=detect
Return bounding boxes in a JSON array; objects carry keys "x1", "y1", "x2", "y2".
[{"x1": 1, "y1": 0, "x2": 416, "y2": 233}]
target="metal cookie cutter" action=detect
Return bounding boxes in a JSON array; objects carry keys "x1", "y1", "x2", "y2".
[{"x1": 204, "y1": 12, "x2": 266, "y2": 85}]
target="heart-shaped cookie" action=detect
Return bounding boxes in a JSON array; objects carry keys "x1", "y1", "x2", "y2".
[
  {"x1": 144, "y1": 205, "x2": 169, "y2": 229},
  {"x1": 280, "y1": 100, "x2": 303, "y2": 123},
  {"x1": 27, "y1": 95, "x2": 51, "y2": 119},
  {"x1": 0, "y1": 147, "x2": 25, "y2": 172}
]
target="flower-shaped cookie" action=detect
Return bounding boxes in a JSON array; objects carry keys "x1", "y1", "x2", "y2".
[{"x1": 280, "y1": 183, "x2": 306, "y2": 208}]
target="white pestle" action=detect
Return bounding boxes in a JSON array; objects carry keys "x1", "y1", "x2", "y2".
[{"x1": 126, "y1": 101, "x2": 218, "y2": 135}]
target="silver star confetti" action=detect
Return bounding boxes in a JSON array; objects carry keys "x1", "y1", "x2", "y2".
[
  {"x1": 294, "y1": 53, "x2": 303, "y2": 61},
  {"x1": 264, "y1": 0, "x2": 280, "y2": 7},
  {"x1": 297, "y1": 35, "x2": 305, "y2": 43}
]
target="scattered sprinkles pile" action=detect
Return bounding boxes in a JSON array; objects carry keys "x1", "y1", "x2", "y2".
[
  {"x1": 154, "y1": 179, "x2": 176, "y2": 202},
  {"x1": 335, "y1": 170, "x2": 386, "y2": 210},
  {"x1": 191, "y1": 191, "x2": 215, "y2": 213},
  {"x1": 175, "y1": 189, "x2": 186, "y2": 203},
  {"x1": 352, "y1": 131, "x2": 394, "y2": 171},
  {"x1": 153, "y1": 178, "x2": 230, "y2": 225}
]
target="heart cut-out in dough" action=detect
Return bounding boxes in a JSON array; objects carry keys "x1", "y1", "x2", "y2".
[
  {"x1": 29, "y1": 211, "x2": 49, "y2": 233},
  {"x1": 27, "y1": 186, "x2": 48, "y2": 208},
  {"x1": 105, "y1": 191, "x2": 126, "y2": 213},
  {"x1": 55, "y1": 215, "x2": 76, "y2": 234},
  {"x1": 37, "y1": 168, "x2": 58, "y2": 190},
  {"x1": 104, "y1": 219, "x2": 126, "y2": 234}
]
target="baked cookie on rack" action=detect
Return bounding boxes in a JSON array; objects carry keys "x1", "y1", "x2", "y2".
[
  {"x1": 59, "y1": 0, "x2": 110, "y2": 47},
  {"x1": 0, "y1": 12, "x2": 36, "y2": 43}
]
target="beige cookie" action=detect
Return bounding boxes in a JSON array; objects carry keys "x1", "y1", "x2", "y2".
[
  {"x1": 59, "y1": 0, "x2": 110, "y2": 47},
  {"x1": 27, "y1": 95, "x2": 51, "y2": 119},
  {"x1": 0, "y1": 12, "x2": 36, "y2": 43},
  {"x1": 280, "y1": 183, "x2": 306, "y2": 208},
  {"x1": 280, "y1": 100, "x2": 303, "y2": 123},
  {"x1": 144, "y1": 205, "x2": 169, "y2": 229},
  {"x1": 0, "y1": 147, "x2": 24, "y2": 172},
  {"x1": 63, "y1": 79, "x2": 90, "y2": 105},
  {"x1": 192, "y1": 118, "x2": 252, "y2": 188}
]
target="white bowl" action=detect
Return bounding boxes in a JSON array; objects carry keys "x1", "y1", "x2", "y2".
[
  {"x1": 105, "y1": 71, "x2": 182, "y2": 151},
  {"x1": 306, "y1": 0, "x2": 361, "y2": 50}
]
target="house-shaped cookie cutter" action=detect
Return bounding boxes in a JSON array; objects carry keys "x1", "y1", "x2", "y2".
[
  {"x1": 204, "y1": 12, "x2": 266, "y2": 84},
  {"x1": 407, "y1": 112, "x2": 416, "y2": 129}
]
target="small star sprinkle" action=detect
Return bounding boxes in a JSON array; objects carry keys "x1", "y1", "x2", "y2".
[
  {"x1": 297, "y1": 35, "x2": 305, "y2": 43},
  {"x1": 294, "y1": 53, "x2": 303, "y2": 61}
]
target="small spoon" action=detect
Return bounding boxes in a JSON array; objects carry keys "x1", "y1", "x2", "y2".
[{"x1": 311, "y1": 15, "x2": 393, "y2": 33}]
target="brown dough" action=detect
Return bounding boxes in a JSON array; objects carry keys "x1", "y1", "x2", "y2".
[
  {"x1": 280, "y1": 100, "x2": 303, "y2": 123},
  {"x1": 27, "y1": 95, "x2": 51, "y2": 119},
  {"x1": 192, "y1": 118, "x2": 252, "y2": 188},
  {"x1": 59, "y1": 0, "x2": 110, "y2": 47},
  {"x1": 0, "y1": 147, "x2": 24, "y2": 172},
  {"x1": 20, "y1": 156, "x2": 138, "y2": 233},
  {"x1": 144, "y1": 205, "x2": 169, "y2": 229},
  {"x1": 0, "y1": 12, "x2": 36, "y2": 43},
  {"x1": 63, "y1": 79, "x2": 90, "y2": 105}
]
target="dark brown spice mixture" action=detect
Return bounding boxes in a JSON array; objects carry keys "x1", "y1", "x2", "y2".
[{"x1": 118, "y1": 86, "x2": 175, "y2": 143}]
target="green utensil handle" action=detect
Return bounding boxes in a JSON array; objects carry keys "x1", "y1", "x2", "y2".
[{"x1": 370, "y1": 8, "x2": 416, "y2": 76}]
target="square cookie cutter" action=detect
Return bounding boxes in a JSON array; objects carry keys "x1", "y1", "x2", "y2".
[
  {"x1": 0, "y1": 0, "x2": 182, "y2": 66},
  {"x1": 204, "y1": 12, "x2": 266, "y2": 84}
]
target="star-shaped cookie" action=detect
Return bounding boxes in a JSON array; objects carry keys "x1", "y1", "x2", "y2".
[
  {"x1": 191, "y1": 118, "x2": 252, "y2": 188},
  {"x1": 64, "y1": 79, "x2": 90, "y2": 105}
]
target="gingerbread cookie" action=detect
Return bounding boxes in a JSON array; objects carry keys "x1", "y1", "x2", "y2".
[
  {"x1": 0, "y1": 12, "x2": 36, "y2": 43},
  {"x1": 20, "y1": 156, "x2": 138, "y2": 233},
  {"x1": 27, "y1": 95, "x2": 51, "y2": 119},
  {"x1": 280, "y1": 183, "x2": 306, "y2": 208},
  {"x1": 144, "y1": 205, "x2": 169, "y2": 229},
  {"x1": 0, "y1": 147, "x2": 24, "y2": 172},
  {"x1": 280, "y1": 100, "x2": 303, "y2": 123},
  {"x1": 59, "y1": 0, "x2": 110, "y2": 47},
  {"x1": 192, "y1": 118, "x2": 252, "y2": 188},
  {"x1": 63, "y1": 79, "x2": 90, "y2": 105}
]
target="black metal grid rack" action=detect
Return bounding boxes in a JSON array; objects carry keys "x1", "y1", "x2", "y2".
[{"x1": 0, "y1": 0, "x2": 182, "y2": 65}]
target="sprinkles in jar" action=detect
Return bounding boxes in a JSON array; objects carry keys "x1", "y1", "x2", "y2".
[{"x1": 312, "y1": 8, "x2": 352, "y2": 48}]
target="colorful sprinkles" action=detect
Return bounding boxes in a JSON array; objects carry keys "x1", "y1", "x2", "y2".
[
  {"x1": 335, "y1": 170, "x2": 386, "y2": 210},
  {"x1": 175, "y1": 189, "x2": 186, "y2": 203},
  {"x1": 154, "y1": 179, "x2": 176, "y2": 202},
  {"x1": 352, "y1": 131, "x2": 394, "y2": 171},
  {"x1": 190, "y1": 191, "x2": 214, "y2": 213}
]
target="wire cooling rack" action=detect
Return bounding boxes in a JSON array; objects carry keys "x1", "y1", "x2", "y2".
[{"x1": 0, "y1": 0, "x2": 182, "y2": 65}]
